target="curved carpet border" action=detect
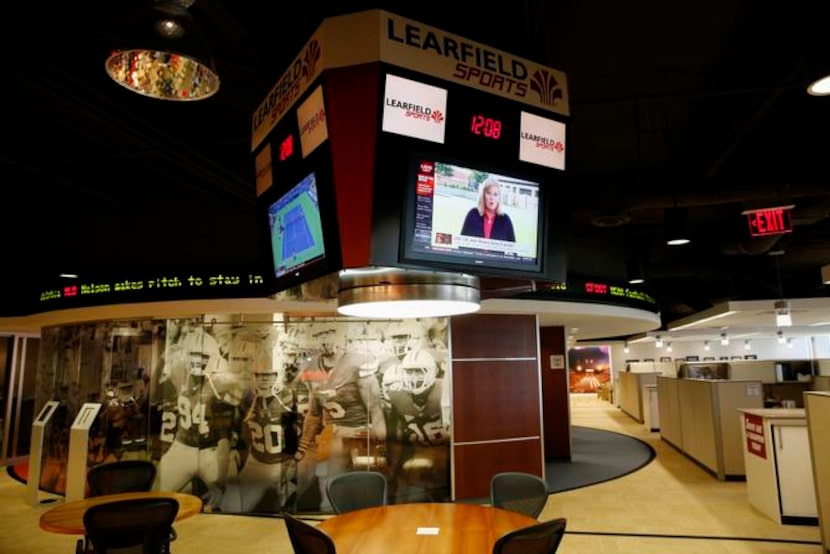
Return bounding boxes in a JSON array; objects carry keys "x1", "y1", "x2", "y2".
[{"x1": 546, "y1": 425, "x2": 656, "y2": 494}]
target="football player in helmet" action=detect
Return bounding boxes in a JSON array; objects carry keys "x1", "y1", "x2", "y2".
[
  {"x1": 294, "y1": 326, "x2": 386, "y2": 512},
  {"x1": 383, "y1": 320, "x2": 426, "y2": 360},
  {"x1": 382, "y1": 348, "x2": 450, "y2": 503},
  {"x1": 235, "y1": 362, "x2": 299, "y2": 513},
  {"x1": 159, "y1": 323, "x2": 238, "y2": 512}
]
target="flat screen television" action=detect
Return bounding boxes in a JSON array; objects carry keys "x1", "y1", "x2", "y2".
[
  {"x1": 400, "y1": 155, "x2": 547, "y2": 277},
  {"x1": 264, "y1": 171, "x2": 328, "y2": 283}
]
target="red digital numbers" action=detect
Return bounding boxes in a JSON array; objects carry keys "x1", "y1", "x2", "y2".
[
  {"x1": 470, "y1": 114, "x2": 502, "y2": 140},
  {"x1": 279, "y1": 135, "x2": 294, "y2": 161}
]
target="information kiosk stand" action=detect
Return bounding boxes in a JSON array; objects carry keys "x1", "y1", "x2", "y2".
[
  {"x1": 65, "y1": 402, "x2": 102, "y2": 502},
  {"x1": 26, "y1": 400, "x2": 60, "y2": 506}
]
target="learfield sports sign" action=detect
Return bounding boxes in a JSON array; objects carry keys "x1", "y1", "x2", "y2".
[{"x1": 251, "y1": 9, "x2": 570, "y2": 151}]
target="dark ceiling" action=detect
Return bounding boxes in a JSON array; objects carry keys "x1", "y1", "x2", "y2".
[{"x1": 2, "y1": 0, "x2": 829, "y2": 326}]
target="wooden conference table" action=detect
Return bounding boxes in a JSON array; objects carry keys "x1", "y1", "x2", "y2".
[
  {"x1": 316, "y1": 502, "x2": 539, "y2": 553},
  {"x1": 39, "y1": 491, "x2": 203, "y2": 535}
]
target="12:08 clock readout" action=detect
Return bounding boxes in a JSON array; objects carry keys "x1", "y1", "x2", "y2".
[{"x1": 470, "y1": 114, "x2": 502, "y2": 139}]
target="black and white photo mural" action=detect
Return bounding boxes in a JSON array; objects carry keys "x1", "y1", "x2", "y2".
[{"x1": 35, "y1": 316, "x2": 451, "y2": 514}]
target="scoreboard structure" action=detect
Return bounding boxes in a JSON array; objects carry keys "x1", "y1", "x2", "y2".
[{"x1": 252, "y1": 9, "x2": 570, "y2": 296}]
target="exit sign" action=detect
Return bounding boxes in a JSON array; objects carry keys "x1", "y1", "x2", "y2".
[{"x1": 744, "y1": 206, "x2": 793, "y2": 237}]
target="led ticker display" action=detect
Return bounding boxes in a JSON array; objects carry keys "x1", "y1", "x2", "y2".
[{"x1": 745, "y1": 206, "x2": 793, "y2": 237}]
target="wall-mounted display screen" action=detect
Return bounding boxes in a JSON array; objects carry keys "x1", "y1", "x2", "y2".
[
  {"x1": 266, "y1": 171, "x2": 326, "y2": 279},
  {"x1": 401, "y1": 155, "x2": 545, "y2": 276}
]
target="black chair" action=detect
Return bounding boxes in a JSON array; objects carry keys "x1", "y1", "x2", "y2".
[
  {"x1": 77, "y1": 497, "x2": 179, "y2": 554},
  {"x1": 490, "y1": 471, "x2": 549, "y2": 519},
  {"x1": 87, "y1": 460, "x2": 157, "y2": 497},
  {"x1": 283, "y1": 513, "x2": 336, "y2": 554},
  {"x1": 325, "y1": 470, "x2": 388, "y2": 515},
  {"x1": 492, "y1": 518, "x2": 567, "y2": 554}
]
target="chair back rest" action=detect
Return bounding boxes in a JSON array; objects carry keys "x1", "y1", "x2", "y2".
[
  {"x1": 87, "y1": 460, "x2": 157, "y2": 497},
  {"x1": 490, "y1": 471, "x2": 549, "y2": 519},
  {"x1": 492, "y1": 518, "x2": 567, "y2": 554},
  {"x1": 283, "y1": 513, "x2": 336, "y2": 554},
  {"x1": 326, "y1": 470, "x2": 388, "y2": 515},
  {"x1": 83, "y1": 497, "x2": 179, "y2": 554}
]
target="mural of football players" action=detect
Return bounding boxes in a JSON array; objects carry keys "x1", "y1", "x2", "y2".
[
  {"x1": 294, "y1": 325, "x2": 386, "y2": 512},
  {"x1": 235, "y1": 362, "x2": 299, "y2": 512},
  {"x1": 158, "y1": 322, "x2": 240, "y2": 512},
  {"x1": 382, "y1": 348, "x2": 451, "y2": 502}
]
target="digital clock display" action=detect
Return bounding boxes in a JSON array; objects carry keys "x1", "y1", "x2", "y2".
[{"x1": 470, "y1": 114, "x2": 502, "y2": 139}]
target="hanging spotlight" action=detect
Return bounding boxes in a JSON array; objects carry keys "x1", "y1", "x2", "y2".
[
  {"x1": 666, "y1": 342, "x2": 673, "y2": 352},
  {"x1": 105, "y1": 0, "x2": 220, "y2": 101},
  {"x1": 807, "y1": 75, "x2": 830, "y2": 96},
  {"x1": 655, "y1": 335, "x2": 664, "y2": 348},
  {"x1": 787, "y1": 338, "x2": 794, "y2": 348},
  {"x1": 337, "y1": 267, "x2": 480, "y2": 319},
  {"x1": 744, "y1": 339, "x2": 751, "y2": 350},
  {"x1": 626, "y1": 257, "x2": 645, "y2": 285},
  {"x1": 774, "y1": 299, "x2": 792, "y2": 327},
  {"x1": 703, "y1": 340, "x2": 710, "y2": 351},
  {"x1": 623, "y1": 342, "x2": 630, "y2": 354},
  {"x1": 720, "y1": 332, "x2": 729, "y2": 346},
  {"x1": 777, "y1": 330, "x2": 786, "y2": 344},
  {"x1": 665, "y1": 206, "x2": 691, "y2": 246}
]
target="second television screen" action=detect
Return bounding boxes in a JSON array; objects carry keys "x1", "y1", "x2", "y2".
[
  {"x1": 267, "y1": 171, "x2": 326, "y2": 279},
  {"x1": 406, "y1": 158, "x2": 542, "y2": 272}
]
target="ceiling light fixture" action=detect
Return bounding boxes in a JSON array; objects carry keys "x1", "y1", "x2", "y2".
[
  {"x1": 787, "y1": 338, "x2": 794, "y2": 348},
  {"x1": 666, "y1": 342, "x2": 673, "y2": 352},
  {"x1": 774, "y1": 299, "x2": 792, "y2": 327},
  {"x1": 623, "y1": 342, "x2": 630, "y2": 354},
  {"x1": 626, "y1": 257, "x2": 645, "y2": 284},
  {"x1": 336, "y1": 267, "x2": 480, "y2": 319},
  {"x1": 772, "y1": 252, "x2": 792, "y2": 327},
  {"x1": 744, "y1": 339, "x2": 751, "y2": 350},
  {"x1": 777, "y1": 330, "x2": 786, "y2": 344},
  {"x1": 105, "y1": 0, "x2": 220, "y2": 101},
  {"x1": 720, "y1": 332, "x2": 729, "y2": 346},
  {"x1": 807, "y1": 75, "x2": 830, "y2": 96},
  {"x1": 665, "y1": 206, "x2": 691, "y2": 246},
  {"x1": 703, "y1": 340, "x2": 710, "y2": 351},
  {"x1": 655, "y1": 335, "x2": 664, "y2": 348}
]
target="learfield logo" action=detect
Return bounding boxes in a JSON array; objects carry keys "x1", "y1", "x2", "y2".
[
  {"x1": 382, "y1": 74, "x2": 448, "y2": 144},
  {"x1": 252, "y1": 38, "x2": 323, "y2": 149},
  {"x1": 385, "y1": 16, "x2": 567, "y2": 113},
  {"x1": 519, "y1": 111, "x2": 566, "y2": 170},
  {"x1": 529, "y1": 69, "x2": 564, "y2": 108},
  {"x1": 384, "y1": 97, "x2": 444, "y2": 125}
]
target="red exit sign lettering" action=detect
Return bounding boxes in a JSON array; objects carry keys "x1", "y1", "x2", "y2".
[{"x1": 745, "y1": 206, "x2": 793, "y2": 237}]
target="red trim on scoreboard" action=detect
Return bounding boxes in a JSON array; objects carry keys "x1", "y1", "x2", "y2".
[{"x1": 745, "y1": 206, "x2": 793, "y2": 237}]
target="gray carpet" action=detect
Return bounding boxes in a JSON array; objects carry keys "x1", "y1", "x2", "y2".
[{"x1": 546, "y1": 426, "x2": 655, "y2": 493}]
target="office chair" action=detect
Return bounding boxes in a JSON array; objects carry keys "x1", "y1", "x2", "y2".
[
  {"x1": 490, "y1": 471, "x2": 549, "y2": 519},
  {"x1": 492, "y1": 518, "x2": 567, "y2": 554},
  {"x1": 77, "y1": 497, "x2": 179, "y2": 554},
  {"x1": 86, "y1": 460, "x2": 157, "y2": 497},
  {"x1": 283, "y1": 513, "x2": 337, "y2": 554},
  {"x1": 326, "y1": 470, "x2": 388, "y2": 515}
]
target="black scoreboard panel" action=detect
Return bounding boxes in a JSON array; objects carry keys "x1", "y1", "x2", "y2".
[
  {"x1": 254, "y1": 80, "x2": 342, "y2": 296},
  {"x1": 371, "y1": 63, "x2": 568, "y2": 282}
]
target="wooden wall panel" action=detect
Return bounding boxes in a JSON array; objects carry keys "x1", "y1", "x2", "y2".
[
  {"x1": 539, "y1": 326, "x2": 571, "y2": 460},
  {"x1": 451, "y1": 314, "x2": 538, "y2": 359},
  {"x1": 453, "y1": 439, "x2": 544, "y2": 500},
  {"x1": 450, "y1": 313, "x2": 543, "y2": 501},
  {"x1": 452, "y1": 360, "x2": 541, "y2": 442}
]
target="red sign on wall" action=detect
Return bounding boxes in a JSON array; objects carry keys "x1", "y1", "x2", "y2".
[
  {"x1": 744, "y1": 413, "x2": 766, "y2": 459},
  {"x1": 745, "y1": 206, "x2": 793, "y2": 237}
]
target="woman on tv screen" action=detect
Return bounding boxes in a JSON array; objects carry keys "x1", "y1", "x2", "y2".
[{"x1": 460, "y1": 176, "x2": 516, "y2": 241}]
